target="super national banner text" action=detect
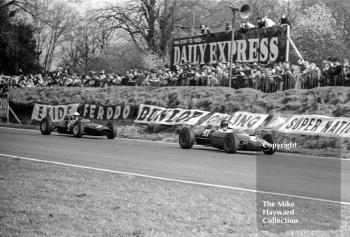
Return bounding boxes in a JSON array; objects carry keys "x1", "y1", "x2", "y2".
[{"x1": 278, "y1": 115, "x2": 350, "y2": 138}]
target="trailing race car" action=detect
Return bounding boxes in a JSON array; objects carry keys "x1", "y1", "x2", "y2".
[
  {"x1": 40, "y1": 112, "x2": 117, "y2": 139},
  {"x1": 179, "y1": 120, "x2": 277, "y2": 155}
]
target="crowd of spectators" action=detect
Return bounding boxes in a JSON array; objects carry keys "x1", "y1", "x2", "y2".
[{"x1": 1, "y1": 58, "x2": 350, "y2": 93}]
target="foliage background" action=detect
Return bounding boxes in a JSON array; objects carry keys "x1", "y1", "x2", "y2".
[{"x1": 0, "y1": 0, "x2": 349, "y2": 74}]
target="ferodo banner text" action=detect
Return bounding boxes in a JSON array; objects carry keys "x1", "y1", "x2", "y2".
[{"x1": 78, "y1": 104, "x2": 137, "y2": 120}]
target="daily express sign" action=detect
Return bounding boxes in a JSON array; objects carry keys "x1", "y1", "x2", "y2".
[{"x1": 171, "y1": 25, "x2": 290, "y2": 66}]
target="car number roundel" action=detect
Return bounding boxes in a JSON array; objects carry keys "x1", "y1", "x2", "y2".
[{"x1": 202, "y1": 129, "x2": 211, "y2": 137}]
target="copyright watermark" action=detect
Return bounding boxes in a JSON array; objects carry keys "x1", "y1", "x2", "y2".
[{"x1": 263, "y1": 142, "x2": 297, "y2": 150}]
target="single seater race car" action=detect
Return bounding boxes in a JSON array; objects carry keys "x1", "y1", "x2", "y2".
[
  {"x1": 40, "y1": 113, "x2": 117, "y2": 139},
  {"x1": 178, "y1": 120, "x2": 277, "y2": 155}
]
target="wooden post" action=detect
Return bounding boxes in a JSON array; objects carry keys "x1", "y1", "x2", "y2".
[
  {"x1": 288, "y1": 36, "x2": 304, "y2": 62},
  {"x1": 285, "y1": 25, "x2": 290, "y2": 62},
  {"x1": 228, "y1": 8, "x2": 238, "y2": 88},
  {"x1": 6, "y1": 94, "x2": 9, "y2": 123},
  {"x1": 9, "y1": 106, "x2": 21, "y2": 124}
]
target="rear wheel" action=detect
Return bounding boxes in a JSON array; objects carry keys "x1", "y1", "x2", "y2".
[
  {"x1": 106, "y1": 123, "x2": 117, "y2": 139},
  {"x1": 179, "y1": 127, "x2": 195, "y2": 149},
  {"x1": 223, "y1": 133, "x2": 239, "y2": 154},
  {"x1": 40, "y1": 117, "x2": 53, "y2": 135},
  {"x1": 262, "y1": 134, "x2": 276, "y2": 155},
  {"x1": 72, "y1": 121, "x2": 84, "y2": 138}
]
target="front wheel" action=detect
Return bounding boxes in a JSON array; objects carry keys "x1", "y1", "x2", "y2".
[
  {"x1": 40, "y1": 116, "x2": 53, "y2": 135},
  {"x1": 106, "y1": 123, "x2": 117, "y2": 139},
  {"x1": 223, "y1": 133, "x2": 239, "y2": 154},
  {"x1": 72, "y1": 121, "x2": 84, "y2": 138},
  {"x1": 179, "y1": 127, "x2": 195, "y2": 149},
  {"x1": 262, "y1": 134, "x2": 276, "y2": 155}
]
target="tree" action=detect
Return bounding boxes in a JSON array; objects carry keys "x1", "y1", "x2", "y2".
[
  {"x1": 96, "y1": 0, "x2": 229, "y2": 58},
  {"x1": 0, "y1": 0, "x2": 40, "y2": 74},
  {"x1": 25, "y1": 0, "x2": 78, "y2": 71},
  {"x1": 292, "y1": 3, "x2": 345, "y2": 64},
  {"x1": 323, "y1": 0, "x2": 350, "y2": 57},
  {"x1": 58, "y1": 9, "x2": 114, "y2": 74}
]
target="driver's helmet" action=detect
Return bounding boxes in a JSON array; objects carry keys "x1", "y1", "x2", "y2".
[
  {"x1": 73, "y1": 112, "x2": 80, "y2": 120},
  {"x1": 220, "y1": 120, "x2": 229, "y2": 129}
]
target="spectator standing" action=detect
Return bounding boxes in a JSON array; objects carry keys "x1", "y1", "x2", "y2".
[
  {"x1": 282, "y1": 63, "x2": 294, "y2": 90},
  {"x1": 343, "y1": 59, "x2": 350, "y2": 86}
]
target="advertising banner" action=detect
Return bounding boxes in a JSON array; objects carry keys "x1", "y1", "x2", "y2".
[
  {"x1": 78, "y1": 104, "x2": 137, "y2": 120},
  {"x1": 30, "y1": 102, "x2": 350, "y2": 138},
  {"x1": 199, "y1": 111, "x2": 269, "y2": 130},
  {"x1": 171, "y1": 25, "x2": 290, "y2": 67},
  {"x1": 0, "y1": 94, "x2": 9, "y2": 120},
  {"x1": 278, "y1": 115, "x2": 350, "y2": 138},
  {"x1": 31, "y1": 103, "x2": 79, "y2": 122},
  {"x1": 135, "y1": 104, "x2": 210, "y2": 125},
  {"x1": 263, "y1": 114, "x2": 292, "y2": 130}
]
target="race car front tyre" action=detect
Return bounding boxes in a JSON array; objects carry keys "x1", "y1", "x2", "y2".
[
  {"x1": 223, "y1": 133, "x2": 239, "y2": 154},
  {"x1": 73, "y1": 121, "x2": 84, "y2": 138},
  {"x1": 106, "y1": 122, "x2": 117, "y2": 139},
  {"x1": 40, "y1": 116, "x2": 53, "y2": 135},
  {"x1": 262, "y1": 134, "x2": 277, "y2": 155},
  {"x1": 179, "y1": 127, "x2": 195, "y2": 149}
]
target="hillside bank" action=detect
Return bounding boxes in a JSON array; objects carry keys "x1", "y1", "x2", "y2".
[
  {"x1": 8, "y1": 86, "x2": 350, "y2": 117},
  {"x1": 6, "y1": 86, "x2": 350, "y2": 158}
]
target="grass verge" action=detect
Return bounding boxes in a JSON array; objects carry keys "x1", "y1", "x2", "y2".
[{"x1": 1, "y1": 157, "x2": 350, "y2": 236}]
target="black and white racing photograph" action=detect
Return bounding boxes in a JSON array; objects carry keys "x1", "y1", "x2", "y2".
[{"x1": 0, "y1": 0, "x2": 350, "y2": 236}]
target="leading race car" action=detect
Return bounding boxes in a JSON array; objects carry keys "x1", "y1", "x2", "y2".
[
  {"x1": 40, "y1": 112, "x2": 117, "y2": 139},
  {"x1": 179, "y1": 120, "x2": 277, "y2": 155}
]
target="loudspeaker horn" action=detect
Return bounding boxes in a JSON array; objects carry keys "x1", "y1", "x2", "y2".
[{"x1": 240, "y1": 4, "x2": 252, "y2": 19}]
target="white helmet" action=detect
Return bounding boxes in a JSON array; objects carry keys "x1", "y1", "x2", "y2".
[{"x1": 73, "y1": 112, "x2": 80, "y2": 116}]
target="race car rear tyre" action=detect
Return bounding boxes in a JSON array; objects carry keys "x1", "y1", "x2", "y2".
[
  {"x1": 40, "y1": 116, "x2": 53, "y2": 135},
  {"x1": 106, "y1": 122, "x2": 117, "y2": 139},
  {"x1": 73, "y1": 121, "x2": 84, "y2": 138},
  {"x1": 179, "y1": 127, "x2": 195, "y2": 149},
  {"x1": 223, "y1": 133, "x2": 239, "y2": 154},
  {"x1": 262, "y1": 134, "x2": 276, "y2": 155}
]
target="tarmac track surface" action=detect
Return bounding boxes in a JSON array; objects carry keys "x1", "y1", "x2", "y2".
[{"x1": 1, "y1": 127, "x2": 350, "y2": 204}]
